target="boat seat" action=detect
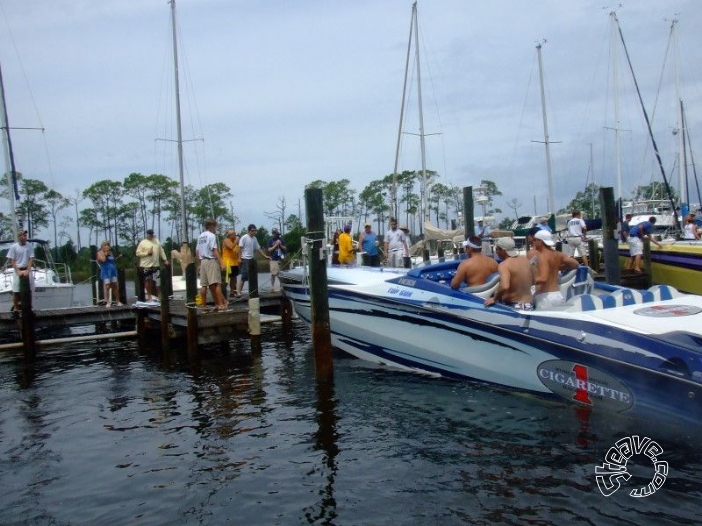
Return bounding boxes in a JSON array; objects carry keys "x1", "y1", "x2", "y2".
[
  {"x1": 608, "y1": 288, "x2": 654, "y2": 307},
  {"x1": 559, "y1": 266, "x2": 595, "y2": 300},
  {"x1": 460, "y1": 272, "x2": 500, "y2": 299},
  {"x1": 648, "y1": 284, "x2": 684, "y2": 301},
  {"x1": 565, "y1": 294, "x2": 605, "y2": 312}
]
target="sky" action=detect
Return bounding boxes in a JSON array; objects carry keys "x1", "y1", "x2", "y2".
[{"x1": 1, "y1": 0, "x2": 701, "y2": 243}]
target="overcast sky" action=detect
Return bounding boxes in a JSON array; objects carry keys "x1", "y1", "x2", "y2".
[{"x1": 1, "y1": 0, "x2": 701, "y2": 241}]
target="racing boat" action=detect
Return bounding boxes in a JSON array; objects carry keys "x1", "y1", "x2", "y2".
[{"x1": 281, "y1": 259, "x2": 702, "y2": 425}]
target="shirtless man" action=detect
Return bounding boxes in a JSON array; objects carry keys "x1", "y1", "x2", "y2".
[
  {"x1": 484, "y1": 237, "x2": 534, "y2": 311},
  {"x1": 450, "y1": 235, "x2": 498, "y2": 289},
  {"x1": 532, "y1": 230, "x2": 579, "y2": 310}
]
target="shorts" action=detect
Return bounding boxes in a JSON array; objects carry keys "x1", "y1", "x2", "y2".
[
  {"x1": 628, "y1": 237, "x2": 643, "y2": 257},
  {"x1": 228, "y1": 265, "x2": 240, "y2": 278},
  {"x1": 566, "y1": 237, "x2": 585, "y2": 257},
  {"x1": 270, "y1": 260, "x2": 280, "y2": 276},
  {"x1": 142, "y1": 266, "x2": 160, "y2": 282},
  {"x1": 504, "y1": 301, "x2": 534, "y2": 311},
  {"x1": 387, "y1": 250, "x2": 404, "y2": 268},
  {"x1": 12, "y1": 269, "x2": 35, "y2": 293},
  {"x1": 199, "y1": 259, "x2": 221, "y2": 287},
  {"x1": 101, "y1": 265, "x2": 117, "y2": 284},
  {"x1": 535, "y1": 291, "x2": 565, "y2": 310}
]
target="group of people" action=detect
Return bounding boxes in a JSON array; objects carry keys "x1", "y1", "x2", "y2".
[
  {"x1": 450, "y1": 226, "x2": 580, "y2": 311},
  {"x1": 333, "y1": 218, "x2": 411, "y2": 268}
]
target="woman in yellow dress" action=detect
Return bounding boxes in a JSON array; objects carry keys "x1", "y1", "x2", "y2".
[{"x1": 222, "y1": 229, "x2": 241, "y2": 298}]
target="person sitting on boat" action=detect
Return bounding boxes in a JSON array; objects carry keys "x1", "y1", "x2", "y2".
[
  {"x1": 450, "y1": 236, "x2": 498, "y2": 289},
  {"x1": 532, "y1": 230, "x2": 579, "y2": 310},
  {"x1": 7, "y1": 230, "x2": 34, "y2": 312},
  {"x1": 338, "y1": 224, "x2": 355, "y2": 265},
  {"x1": 620, "y1": 213, "x2": 632, "y2": 242},
  {"x1": 484, "y1": 237, "x2": 534, "y2": 311},
  {"x1": 564, "y1": 210, "x2": 589, "y2": 267},
  {"x1": 683, "y1": 216, "x2": 700, "y2": 240},
  {"x1": 626, "y1": 216, "x2": 663, "y2": 273},
  {"x1": 537, "y1": 217, "x2": 552, "y2": 233},
  {"x1": 97, "y1": 240, "x2": 122, "y2": 307},
  {"x1": 383, "y1": 218, "x2": 409, "y2": 268},
  {"x1": 358, "y1": 222, "x2": 380, "y2": 267}
]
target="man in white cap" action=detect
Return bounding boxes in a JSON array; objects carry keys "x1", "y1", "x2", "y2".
[
  {"x1": 450, "y1": 235, "x2": 498, "y2": 289},
  {"x1": 532, "y1": 230, "x2": 579, "y2": 310},
  {"x1": 484, "y1": 237, "x2": 534, "y2": 311}
]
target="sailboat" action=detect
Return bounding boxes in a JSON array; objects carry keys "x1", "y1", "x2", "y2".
[
  {"x1": 0, "y1": 62, "x2": 75, "y2": 309},
  {"x1": 610, "y1": 14, "x2": 702, "y2": 294}
]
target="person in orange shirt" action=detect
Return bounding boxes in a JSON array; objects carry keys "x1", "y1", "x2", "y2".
[
  {"x1": 338, "y1": 224, "x2": 355, "y2": 265},
  {"x1": 222, "y1": 229, "x2": 241, "y2": 298}
]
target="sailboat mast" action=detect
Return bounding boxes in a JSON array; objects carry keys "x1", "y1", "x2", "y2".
[
  {"x1": 392, "y1": 5, "x2": 415, "y2": 220},
  {"x1": 672, "y1": 19, "x2": 687, "y2": 205},
  {"x1": 536, "y1": 42, "x2": 555, "y2": 215},
  {"x1": 610, "y1": 12, "x2": 623, "y2": 203},
  {"x1": 170, "y1": 0, "x2": 187, "y2": 244},
  {"x1": 413, "y1": 3, "x2": 428, "y2": 223},
  {"x1": 0, "y1": 62, "x2": 19, "y2": 239}
]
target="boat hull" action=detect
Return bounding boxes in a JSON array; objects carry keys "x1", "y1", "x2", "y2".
[{"x1": 619, "y1": 242, "x2": 702, "y2": 294}]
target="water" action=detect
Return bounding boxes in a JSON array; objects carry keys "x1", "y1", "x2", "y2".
[{"x1": 1, "y1": 320, "x2": 701, "y2": 524}]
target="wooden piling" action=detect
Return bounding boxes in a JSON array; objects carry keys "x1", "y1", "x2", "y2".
[
  {"x1": 463, "y1": 186, "x2": 474, "y2": 240},
  {"x1": 248, "y1": 258, "x2": 261, "y2": 337},
  {"x1": 90, "y1": 245, "x2": 100, "y2": 305},
  {"x1": 185, "y1": 261, "x2": 198, "y2": 357},
  {"x1": 20, "y1": 275, "x2": 35, "y2": 359},
  {"x1": 599, "y1": 187, "x2": 621, "y2": 286},
  {"x1": 136, "y1": 264, "x2": 147, "y2": 351},
  {"x1": 159, "y1": 265, "x2": 171, "y2": 351},
  {"x1": 117, "y1": 268, "x2": 127, "y2": 305},
  {"x1": 643, "y1": 239, "x2": 652, "y2": 288},
  {"x1": 305, "y1": 187, "x2": 333, "y2": 379}
]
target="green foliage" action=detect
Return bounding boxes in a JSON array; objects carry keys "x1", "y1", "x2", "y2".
[
  {"x1": 558, "y1": 183, "x2": 601, "y2": 218},
  {"x1": 632, "y1": 182, "x2": 677, "y2": 201}
]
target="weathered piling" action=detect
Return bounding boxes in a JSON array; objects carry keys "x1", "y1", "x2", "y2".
[
  {"x1": 643, "y1": 239, "x2": 652, "y2": 288},
  {"x1": 248, "y1": 258, "x2": 261, "y2": 338},
  {"x1": 599, "y1": 187, "x2": 621, "y2": 286},
  {"x1": 118, "y1": 268, "x2": 127, "y2": 305},
  {"x1": 91, "y1": 245, "x2": 100, "y2": 304},
  {"x1": 305, "y1": 187, "x2": 333, "y2": 379},
  {"x1": 19, "y1": 275, "x2": 35, "y2": 359},
  {"x1": 159, "y1": 265, "x2": 171, "y2": 351},
  {"x1": 185, "y1": 261, "x2": 198, "y2": 356},
  {"x1": 463, "y1": 186, "x2": 474, "y2": 240},
  {"x1": 136, "y1": 264, "x2": 147, "y2": 351}
]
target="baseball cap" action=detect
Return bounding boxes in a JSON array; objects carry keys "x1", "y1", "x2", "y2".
[
  {"x1": 495, "y1": 237, "x2": 518, "y2": 257},
  {"x1": 534, "y1": 230, "x2": 555, "y2": 246}
]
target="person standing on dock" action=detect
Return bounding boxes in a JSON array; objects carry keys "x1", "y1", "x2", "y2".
[
  {"x1": 383, "y1": 218, "x2": 409, "y2": 268},
  {"x1": 564, "y1": 210, "x2": 589, "y2": 267},
  {"x1": 7, "y1": 230, "x2": 34, "y2": 312},
  {"x1": 266, "y1": 228, "x2": 287, "y2": 291},
  {"x1": 238, "y1": 224, "x2": 270, "y2": 295},
  {"x1": 196, "y1": 218, "x2": 227, "y2": 310},
  {"x1": 222, "y1": 229, "x2": 241, "y2": 298},
  {"x1": 626, "y1": 216, "x2": 662, "y2": 273},
  {"x1": 358, "y1": 222, "x2": 380, "y2": 267},
  {"x1": 97, "y1": 240, "x2": 122, "y2": 307},
  {"x1": 136, "y1": 229, "x2": 169, "y2": 302}
]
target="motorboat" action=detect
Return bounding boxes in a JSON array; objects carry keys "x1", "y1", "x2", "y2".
[{"x1": 281, "y1": 259, "x2": 702, "y2": 425}]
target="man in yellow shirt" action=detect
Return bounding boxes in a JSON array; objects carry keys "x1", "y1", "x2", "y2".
[
  {"x1": 135, "y1": 229, "x2": 169, "y2": 301},
  {"x1": 338, "y1": 224, "x2": 355, "y2": 265}
]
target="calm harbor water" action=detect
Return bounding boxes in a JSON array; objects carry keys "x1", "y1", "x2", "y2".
[{"x1": 1, "y1": 289, "x2": 702, "y2": 524}]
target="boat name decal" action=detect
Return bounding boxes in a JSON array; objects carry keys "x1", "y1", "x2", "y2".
[
  {"x1": 633, "y1": 304, "x2": 702, "y2": 317},
  {"x1": 538, "y1": 360, "x2": 634, "y2": 411},
  {"x1": 387, "y1": 283, "x2": 414, "y2": 297}
]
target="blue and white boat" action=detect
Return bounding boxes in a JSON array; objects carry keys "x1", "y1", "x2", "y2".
[{"x1": 281, "y1": 260, "x2": 702, "y2": 425}]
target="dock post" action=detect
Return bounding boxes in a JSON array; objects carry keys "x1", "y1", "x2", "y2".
[
  {"x1": 643, "y1": 239, "x2": 652, "y2": 288},
  {"x1": 90, "y1": 245, "x2": 100, "y2": 305},
  {"x1": 588, "y1": 239, "x2": 600, "y2": 272},
  {"x1": 248, "y1": 258, "x2": 261, "y2": 338},
  {"x1": 160, "y1": 265, "x2": 171, "y2": 351},
  {"x1": 463, "y1": 186, "x2": 474, "y2": 240},
  {"x1": 305, "y1": 187, "x2": 333, "y2": 379},
  {"x1": 117, "y1": 268, "x2": 127, "y2": 305},
  {"x1": 19, "y1": 275, "x2": 36, "y2": 359},
  {"x1": 599, "y1": 187, "x2": 621, "y2": 286},
  {"x1": 136, "y1": 264, "x2": 147, "y2": 351},
  {"x1": 185, "y1": 260, "x2": 198, "y2": 357}
]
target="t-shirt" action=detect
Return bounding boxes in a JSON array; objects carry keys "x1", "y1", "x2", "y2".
[
  {"x1": 384, "y1": 228, "x2": 406, "y2": 252},
  {"x1": 266, "y1": 237, "x2": 285, "y2": 261},
  {"x1": 196, "y1": 230, "x2": 218, "y2": 260},
  {"x1": 567, "y1": 217, "x2": 586, "y2": 237},
  {"x1": 7, "y1": 242, "x2": 33, "y2": 268},
  {"x1": 338, "y1": 232, "x2": 354, "y2": 264},
  {"x1": 239, "y1": 234, "x2": 260, "y2": 260},
  {"x1": 629, "y1": 221, "x2": 653, "y2": 238}
]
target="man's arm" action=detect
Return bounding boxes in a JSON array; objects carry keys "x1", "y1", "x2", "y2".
[{"x1": 450, "y1": 264, "x2": 467, "y2": 290}]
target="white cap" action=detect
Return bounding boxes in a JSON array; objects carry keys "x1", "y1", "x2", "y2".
[{"x1": 534, "y1": 230, "x2": 555, "y2": 247}]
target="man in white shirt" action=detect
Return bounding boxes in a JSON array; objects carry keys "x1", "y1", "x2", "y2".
[
  {"x1": 383, "y1": 218, "x2": 409, "y2": 268},
  {"x1": 196, "y1": 218, "x2": 226, "y2": 309},
  {"x1": 7, "y1": 230, "x2": 34, "y2": 311},
  {"x1": 237, "y1": 224, "x2": 271, "y2": 295},
  {"x1": 565, "y1": 210, "x2": 589, "y2": 267}
]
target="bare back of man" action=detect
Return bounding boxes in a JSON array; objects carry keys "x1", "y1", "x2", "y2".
[
  {"x1": 494, "y1": 256, "x2": 534, "y2": 304},
  {"x1": 451, "y1": 253, "x2": 498, "y2": 288},
  {"x1": 535, "y1": 249, "x2": 578, "y2": 294}
]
